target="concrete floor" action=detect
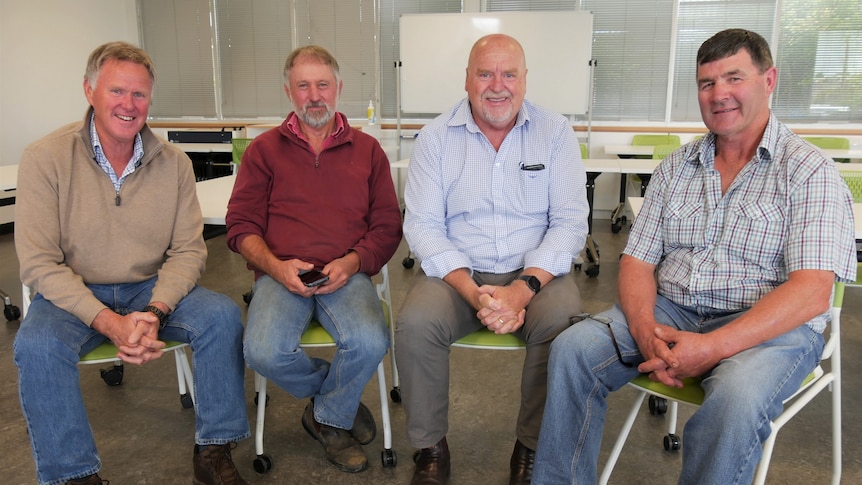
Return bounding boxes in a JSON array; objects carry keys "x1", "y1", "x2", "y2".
[{"x1": 1, "y1": 221, "x2": 860, "y2": 484}]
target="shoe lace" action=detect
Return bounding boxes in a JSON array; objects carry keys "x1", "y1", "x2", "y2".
[{"x1": 210, "y1": 443, "x2": 242, "y2": 483}]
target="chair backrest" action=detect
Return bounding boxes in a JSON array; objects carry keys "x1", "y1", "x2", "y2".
[
  {"x1": 840, "y1": 172, "x2": 862, "y2": 203},
  {"x1": 632, "y1": 134, "x2": 681, "y2": 147},
  {"x1": 652, "y1": 144, "x2": 679, "y2": 160},
  {"x1": 804, "y1": 136, "x2": 850, "y2": 150},
  {"x1": 232, "y1": 138, "x2": 254, "y2": 166},
  {"x1": 580, "y1": 143, "x2": 588, "y2": 159}
]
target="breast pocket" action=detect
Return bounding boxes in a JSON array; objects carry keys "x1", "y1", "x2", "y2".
[
  {"x1": 728, "y1": 201, "x2": 786, "y2": 260},
  {"x1": 662, "y1": 201, "x2": 705, "y2": 247},
  {"x1": 518, "y1": 168, "x2": 550, "y2": 215}
]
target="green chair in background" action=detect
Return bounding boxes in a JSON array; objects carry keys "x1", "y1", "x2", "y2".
[
  {"x1": 651, "y1": 144, "x2": 678, "y2": 160},
  {"x1": 580, "y1": 143, "x2": 588, "y2": 159},
  {"x1": 232, "y1": 138, "x2": 254, "y2": 171},
  {"x1": 805, "y1": 136, "x2": 851, "y2": 163},
  {"x1": 631, "y1": 134, "x2": 681, "y2": 159},
  {"x1": 841, "y1": 171, "x2": 862, "y2": 203}
]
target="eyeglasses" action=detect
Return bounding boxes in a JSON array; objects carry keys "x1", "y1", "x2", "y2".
[{"x1": 590, "y1": 315, "x2": 634, "y2": 368}]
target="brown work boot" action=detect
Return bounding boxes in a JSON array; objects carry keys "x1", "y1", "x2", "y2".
[
  {"x1": 411, "y1": 436, "x2": 450, "y2": 485},
  {"x1": 193, "y1": 443, "x2": 248, "y2": 485},
  {"x1": 349, "y1": 401, "x2": 377, "y2": 445},
  {"x1": 65, "y1": 474, "x2": 108, "y2": 485},
  {"x1": 302, "y1": 402, "x2": 369, "y2": 473}
]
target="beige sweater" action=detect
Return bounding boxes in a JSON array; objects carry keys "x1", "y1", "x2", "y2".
[{"x1": 15, "y1": 110, "x2": 206, "y2": 325}]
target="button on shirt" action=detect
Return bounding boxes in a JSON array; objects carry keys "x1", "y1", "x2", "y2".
[
  {"x1": 404, "y1": 98, "x2": 589, "y2": 279},
  {"x1": 625, "y1": 114, "x2": 856, "y2": 332}
]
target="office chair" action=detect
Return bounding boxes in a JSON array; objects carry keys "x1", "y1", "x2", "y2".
[
  {"x1": 804, "y1": 136, "x2": 851, "y2": 163},
  {"x1": 610, "y1": 135, "x2": 681, "y2": 233},
  {"x1": 252, "y1": 264, "x2": 397, "y2": 473},
  {"x1": 21, "y1": 285, "x2": 195, "y2": 408},
  {"x1": 651, "y1": 144, "x2": 678, "y2": 161},
  {"x1": 599, "y1": 282, "x2": 845, "y2": 485}
]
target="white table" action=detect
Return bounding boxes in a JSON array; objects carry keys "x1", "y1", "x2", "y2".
[
  {"x1": 856, "y1": 203, "x2": 862, "y2": 240},
  {"x1": 0, "y1": 165, "x2": 18, "y2": 192},
  {"x1": 172, "y1": 142, "x2": 233, "y2": 153},
  {"x1": 195, "y1": 174, "x2": 236, "y2": 225}
]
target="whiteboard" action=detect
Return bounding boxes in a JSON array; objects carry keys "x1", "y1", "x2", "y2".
[{"x1": 399, "y1": 11, "x2": 593, "y2": 115}]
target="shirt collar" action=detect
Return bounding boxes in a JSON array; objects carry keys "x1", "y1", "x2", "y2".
[
  {"x1": 286, "y1": 111, "x2": 346, "y2": 141},
  {"x1": 89, "y1": 111, "x2": 144, "y2": 166},
  {"x1": 450, "y1": 98, "x2": 530, "y2": 134}
]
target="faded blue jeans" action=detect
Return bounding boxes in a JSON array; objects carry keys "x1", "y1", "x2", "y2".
[
  {"x1": 533, "y1": 296, "x2": 824, "y2": 485},
  {"x1": 243, "y1": 273, "x2": 389, "y2": 430},
  {"x1": 13, "y1": 278, "x2": 250, "y2": 485}
]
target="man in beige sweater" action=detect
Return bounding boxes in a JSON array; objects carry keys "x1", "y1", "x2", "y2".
[{"x1": 13, "y1": 41, "x2": 249, "y2": 485}]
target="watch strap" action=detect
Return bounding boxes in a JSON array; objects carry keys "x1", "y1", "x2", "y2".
[{"x1": 143, "y1": 304, "x2": 168, "y2": 329}]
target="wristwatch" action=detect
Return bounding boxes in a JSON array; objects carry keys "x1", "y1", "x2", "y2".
[
  {"x1": 143, "y1": 304, "x2": 168, "y2": 329},
  {"x1": 518, "y1": 275, "x2": 541, "y2": 294}
]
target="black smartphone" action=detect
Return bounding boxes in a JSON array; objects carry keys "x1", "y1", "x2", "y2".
[{"x1": 299, "y1": 269, "x2": 329, "y2": 287}]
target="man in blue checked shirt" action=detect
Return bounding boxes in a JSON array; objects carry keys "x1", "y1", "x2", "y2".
[
  {"x1": 533, "y1": 29, "x2": 857, "y2": 485},
  {"x1": 396, "y1": 34, "x2": 589, "y2": 485}
]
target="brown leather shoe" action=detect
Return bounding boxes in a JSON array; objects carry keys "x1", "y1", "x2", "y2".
[
  {"x1": 302, "y1": 402, "x2": 369, "y2": 473},
  {"x1": 410, "y1": 436, "x2": 450, "y2": 485},
  {"x1": 193, "y1": 443, "x2": 248, "y2": 485},
  {"x1": 65, "y1": 474, "x2": 108, "y2": 485},
  {"x1": 349, "y1": 401, "x2": 377, "y2": 445},
  {"x1": 509, "y1": 440, "x2": 535, "y2": 485}
]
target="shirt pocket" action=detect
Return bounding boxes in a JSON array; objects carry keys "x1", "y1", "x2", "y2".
[
  {"x1": 727, "y1": 201, "x2": 786, "y2": 259},
  {"x1": 662, "y1": 200, "x2": 704, "y2": 247},
  {"x1": 517, "y1": 166, "x2": 551, "y2": 215}
]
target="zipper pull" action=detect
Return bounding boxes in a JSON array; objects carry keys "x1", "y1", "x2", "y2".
[{"x1": 115, "y1": 192, "x2": 121, "y2": 206}]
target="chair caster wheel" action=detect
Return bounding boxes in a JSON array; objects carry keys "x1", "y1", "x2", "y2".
[
  {"x1": 381, "y1": 448, "x2": 397, "y2": 467},
  {"x1": 254, "y1": 392, "x2": 271, "y2": 407},
  {"x1": 180, "y1": 393, "x2": 194, "y2": 409},
  {"x1": 253, "y1": 454, "x2": 273, "y2": 473},
  {"x1": 648, "y1": 395, "x2": 668, "y2": 415},
  {"x1": 664, "y1": 433, "x2": 681, "y2": 451},
  {"x1": 100, "y1": 365, "x2": 124, "y2": 386},
  {"x1": 402, "y1": 257, "x2": 415, "y2": 269},
  {"x1": 390, "y1": 387, "x2": 402, "y2": 403},
  {"x1": 585, "y1": 265, "x2": 600, "y2": 278},
  {"x1": 4, "y1": 304, "x2": 21, "y2": 321},
  {"x1": 243, "y1": 290, "x2": 254, "y2": 305}
]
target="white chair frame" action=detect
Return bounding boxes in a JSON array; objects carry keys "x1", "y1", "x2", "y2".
[
  {"x1": 599, "y1": 282, "x2": 844, "y2": 485},
  {"x1": 251, "y1": 264, "x2": 396, "y2": 473}
]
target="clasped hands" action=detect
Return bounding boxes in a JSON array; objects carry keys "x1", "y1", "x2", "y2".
[
  {"x1": 637, "y1": 325, "x2": 719, "y2": 388},
  {"x1": 92, "y1": 308, "x2": 166, "y2": 365},
  {"x1": 475, "y1": 284, "x2": 528, "y2": 334}
]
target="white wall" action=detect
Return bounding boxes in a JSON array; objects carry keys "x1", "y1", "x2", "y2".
[{"x1": 0, "y1": 0, "x2": 139, "y2": 167}]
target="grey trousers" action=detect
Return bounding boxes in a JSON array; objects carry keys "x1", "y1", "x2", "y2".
[{"x1": 394, "y1": 269, "x2": 582, "y2": 451}]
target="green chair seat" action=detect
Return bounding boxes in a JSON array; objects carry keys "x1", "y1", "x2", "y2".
[
  {"x1": 452, "y1": 327, "x2": 526, "y2": 349},
  {"x1": 80, "y1": 340, "x2": 188, "y2": 364},
  {"x1": 805, "y1": 136, "x2": 851, "y2": 163}
]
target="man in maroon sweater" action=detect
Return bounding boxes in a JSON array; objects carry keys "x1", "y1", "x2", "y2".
[{"x1": 226, "y1": 45, "x2": 402, "y2": 473}]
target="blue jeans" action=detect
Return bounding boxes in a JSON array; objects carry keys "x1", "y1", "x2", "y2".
[
  {"x1": 13, "y1": 278, "x2": 250, "y2": 485},
  {"x1": 533, "y1": 296, "x2": 824, "y2": 485},
  {"x1": 243, "y1": 273, "x2": 389, "y2": 430}
]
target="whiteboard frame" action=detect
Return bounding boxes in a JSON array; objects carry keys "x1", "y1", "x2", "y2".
[{"x1": 398, "y1": 11, "x2": 593, "y2": 115}]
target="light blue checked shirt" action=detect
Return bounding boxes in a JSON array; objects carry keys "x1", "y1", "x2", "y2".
[
  {"x1": 90, "y1": 111, "x2": 144, "y2": 194},
  {"x1": 404, "y1": 98, "x2": 589, "y2": 279},
  {"x1": 626, "y1": 114, "x2": 857, "y2": 332}
]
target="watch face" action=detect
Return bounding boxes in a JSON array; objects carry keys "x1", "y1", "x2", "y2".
[{"x1": 521, "y1": 275, "x2": 540, "y2": 293}]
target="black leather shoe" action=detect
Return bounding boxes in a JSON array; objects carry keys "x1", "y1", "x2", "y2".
[
  {"x1": 509, "y1": 440, "x2": 535, "y2": 485},
  {"x1": 349, "y1": 401, "x2": 377, "y2": 445},
  {"x1": 411, "y1": 436, "x2": 450, "y2": 485}
]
